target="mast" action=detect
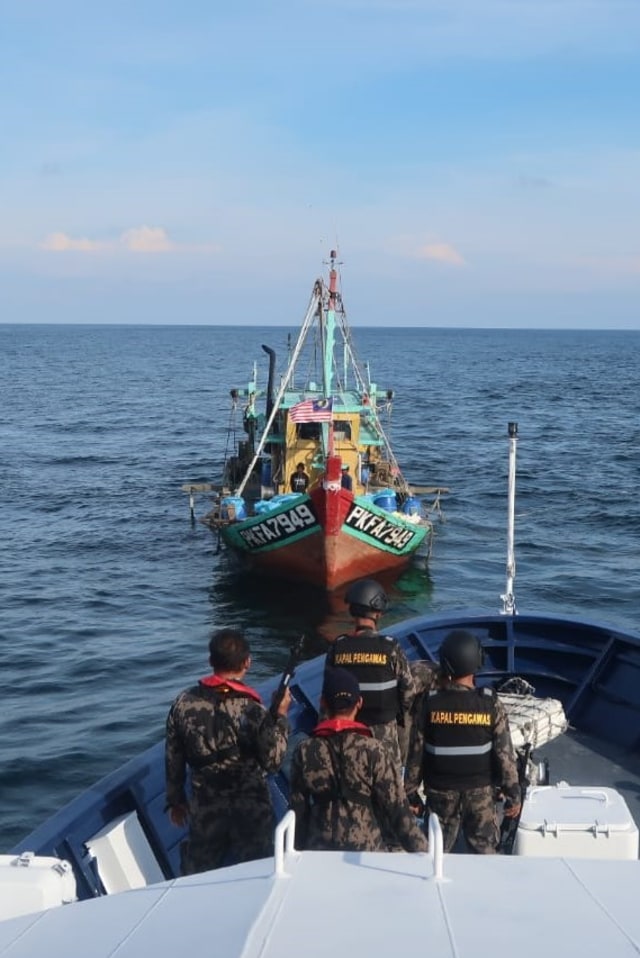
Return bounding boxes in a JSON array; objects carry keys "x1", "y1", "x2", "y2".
[
  {"x1": 501, "y1": 421, "x2": 518, "y2": 615},
  {"x1": 323, "y1": 250, "x2": 338, "y2": 457},
  {"x1": 324, "y1": 250, "x2": 338, "y2": 400}
]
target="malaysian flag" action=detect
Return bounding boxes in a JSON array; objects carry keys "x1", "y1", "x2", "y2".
[{"x1": 289, "y1": 398, "x2": 333, "y2": 423}]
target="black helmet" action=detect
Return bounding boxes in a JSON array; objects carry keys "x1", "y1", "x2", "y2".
[
  {"x1": 439, "y1": 630, "x2": 484, "y2": 678},
  {"x1": 345, "y1": 578, "x2": 389, "y2": 616}
]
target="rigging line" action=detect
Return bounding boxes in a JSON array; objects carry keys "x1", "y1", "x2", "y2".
[
  {"x1": 235, "y1": 284, "x2": 322, "y2": 498},
  {"x1": 222, "y1": 396, "x2": 240, "y2": 467},
  {"x1": 336, "y1": 309, "x2": 375, "y2": 396},
  {"x1": 333, "y1": 306, "x2": 410, "y2": 490}
]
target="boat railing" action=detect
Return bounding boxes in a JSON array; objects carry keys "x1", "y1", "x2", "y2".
[
  {"x1": 428, "y1": 813, "x2": 445, "y2": 880},
  {"x1": 273, "y1": 810, "x2": 297, "y2": 877},
  {"x1": 272, "y1": 808, "x2": 445, "y2": 881}
]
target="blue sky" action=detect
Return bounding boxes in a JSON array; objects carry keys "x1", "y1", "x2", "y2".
[{"x1": 1, "y1": 0, "x2": 639, "y2": 327}]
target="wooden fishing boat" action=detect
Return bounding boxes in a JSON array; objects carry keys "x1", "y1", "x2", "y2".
[{"x1": 193, "y1": 251, "x2": 445, "y2": 591}]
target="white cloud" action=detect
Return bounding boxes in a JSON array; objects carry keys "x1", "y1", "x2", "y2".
[
  {"x1": 120, "y1": 226, "x2": 173, "y2": 252},
  {"x1": 40, "y1": 232, "x2": 104, "y2": 252},
  {"x1": 416, "y1": 242, "x2": 466, "y2": 266},
  {"x1": 39, "y1": 226, "x2": 220, "y2": 255}
]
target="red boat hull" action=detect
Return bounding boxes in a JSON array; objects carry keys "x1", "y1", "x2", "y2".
[{"x1": 217, "y1": 484, "x2": 428, "y2": 592}]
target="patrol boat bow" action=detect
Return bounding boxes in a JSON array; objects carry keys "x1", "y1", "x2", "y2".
[
  {"x1": 2, "y1": 605, "x2": 639, "y2": 955},
  {"x1": 2, "y1": 425, "x2": 640, "y2": 954}
]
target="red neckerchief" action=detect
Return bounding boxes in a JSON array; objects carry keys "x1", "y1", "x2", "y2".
[
  {"x1": 199, "y1": 674, "x2": 262, "y2": 703},
  {"x1": 313, "y1": 718, "x2": 372, "y2": 737}
]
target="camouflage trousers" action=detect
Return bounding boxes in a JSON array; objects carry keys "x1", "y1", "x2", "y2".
[
  {"x1": 426, "y1": 785, "x2": 499, "y2": 854},
  {"x1": 181, "y1": 788, "x2": 275, "y2": 875},
  {"x1": 396, "y1": 721, "x2": 414, "y2": 768}
]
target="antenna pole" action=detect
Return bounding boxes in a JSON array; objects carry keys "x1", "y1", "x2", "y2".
[{"x1": 501, "y1": 421, "x2": 518, "y2": 615}]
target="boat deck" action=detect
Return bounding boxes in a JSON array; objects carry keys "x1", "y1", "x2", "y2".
[{"x1": 543, "y1": 727, "x2": 640, "y2": 827}]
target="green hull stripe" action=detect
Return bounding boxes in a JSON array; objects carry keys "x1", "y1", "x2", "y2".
[{"x1": 342, "y1": 522, "x2": 428, "y2": 556}]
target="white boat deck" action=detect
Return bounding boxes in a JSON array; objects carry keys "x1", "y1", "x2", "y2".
[{"x1": 1, "y1": 844, "x2": 640, "y2": 958}]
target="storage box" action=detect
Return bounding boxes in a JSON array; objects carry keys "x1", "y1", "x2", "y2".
[
  {"x1": 0, "y1": 852, "x2": 77, "y2": 921},
  {"x1": 514, "y1": 784, "x2": 639, "y2": 860}
]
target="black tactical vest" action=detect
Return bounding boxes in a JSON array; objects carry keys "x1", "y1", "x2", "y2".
[
  {"x1": 423, "y1": 686, "x2": 496, "y2": 790},
  {"x1": 331, "y1": 630, "x2": 398, "y2": 725}
]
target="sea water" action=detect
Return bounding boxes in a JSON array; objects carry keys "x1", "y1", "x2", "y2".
[{"x1": 1, "y1": 324, "x2": 639, "y2": 847}]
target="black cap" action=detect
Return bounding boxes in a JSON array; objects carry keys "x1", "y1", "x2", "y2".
[{"x1": 322, "y1": 668, "x2": 361, "y2": 710}]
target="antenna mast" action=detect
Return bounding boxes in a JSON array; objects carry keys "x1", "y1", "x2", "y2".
[{"x1": 501, "y1": 421, "x2": 518, "y2": 615}]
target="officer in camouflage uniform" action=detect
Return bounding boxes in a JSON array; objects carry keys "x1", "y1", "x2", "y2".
[
  {"x1": 289, "y1": 668, "x2": 427, "y2": 853},
  {"x1": 325, "y1": 579, "x2": 414, "y2": 769},
  {"x1": 165, "y1": 629, "x2": 290, "y2": 874},
  {"x1": 405, "y1": 630, "x2": 521, "y2": 854}
]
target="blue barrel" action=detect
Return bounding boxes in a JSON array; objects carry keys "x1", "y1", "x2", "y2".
[
  {"x1": 373, "y1": 489, "x2": 397, "y2": 512},
  {"x1": 260, "y1": 458, "x2": 272, "y2": 486},
  {"x1": 221, "y1": 496, "x2": 247, "y2": 520},
  {"x1": 402, "y1": 496, "x2": 421, "y2": 517}
]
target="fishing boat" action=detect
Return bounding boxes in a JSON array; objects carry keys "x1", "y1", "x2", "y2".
[
  {"x1": 2, "y1": 426, "x2": 640, "y2": 954},
  {"x1": 189, "y1": 250, "x2": 445, "y2": 592}
]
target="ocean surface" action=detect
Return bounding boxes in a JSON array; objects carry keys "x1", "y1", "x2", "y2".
[{"x1": 1, "y1": 323, "x2": 639, "y2": 849}]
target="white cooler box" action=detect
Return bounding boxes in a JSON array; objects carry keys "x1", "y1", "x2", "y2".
[
  {"x1": 514, "y1": 783, "x2": 639, "y2": 860},
  {"x1": 0, "y1": 852, "x2": 77, "y2": 921}
]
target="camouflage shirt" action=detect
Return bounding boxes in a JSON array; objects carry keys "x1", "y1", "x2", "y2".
[
  {"x1": 410, "y1": 660, "x2": 441, "y2": 697},
  {"x1": 165, "y1": 678, "x2": 289, "y2": 806},
  {"x1": 289, "y1": 719, "x2": 427, "y2": 853}
]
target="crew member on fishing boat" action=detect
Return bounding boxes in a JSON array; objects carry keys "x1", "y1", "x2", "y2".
[
  {"x1": 289, "y1": 668, "x2": 427, "y2": 853},
  {"x1": 404, "y1": 630, "x2": 521, "y2": 854},
  {"x1": 326, "y1": 578, "x2": 414, "y2": 768},
  {"x1": 340, "y1": 463, "x2": 353, "y2": 491},
  {"x1": 165, "y1": 629, "x2": 291, "y2": 874},
  {"x1": 290, "y1": 462, "x2": 310, "y2": 493}
]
